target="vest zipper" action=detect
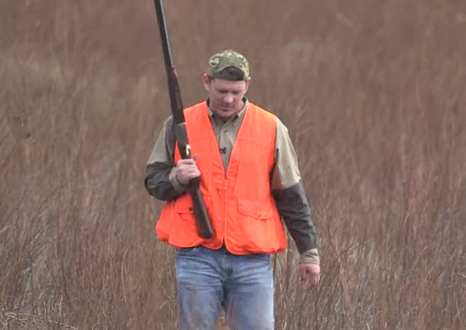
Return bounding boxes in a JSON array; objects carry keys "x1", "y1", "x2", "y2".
[{"x1": 223, "y1": 178, "x2": 228, "y2": 248}]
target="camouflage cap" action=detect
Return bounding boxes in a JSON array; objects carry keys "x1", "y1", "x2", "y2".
[{"x1": 206, "y1": 49, "x2": 250, "y2": 80}]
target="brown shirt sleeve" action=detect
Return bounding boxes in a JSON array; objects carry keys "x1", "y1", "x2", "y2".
[
  {"x1": 270, "y1": 117, "x2": 320, "y2": 265},
  {"x1": 145, "y1": 116, "x2": 187, "y2": 201},
  {"x1": 146, "y1": 117, "x2": 173, "y2": 165}
]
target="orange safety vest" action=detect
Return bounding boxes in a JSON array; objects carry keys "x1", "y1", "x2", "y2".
[{"x1": 155, "y1": 101, "x2": 288, "y2": 255}]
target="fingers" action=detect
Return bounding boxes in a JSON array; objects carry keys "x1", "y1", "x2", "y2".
[
  {"x1": 302, "y1": 272, "x2": 319, "y2": 286},
  {"x1": 175, "y1": 158, "x2": 201, "y2": 185},
  {"x1": 177, "y1": 158, "x2": 197, "y2": 166},
  {"x1": 299, "y1": 265, "x2": 321, "y2": 290},
  {"x1": 303, "y1": 274, "x2": 320, "y2": 290},
  {"x1": 298, "y1": 266, "x2": 307, "y2": 280}
]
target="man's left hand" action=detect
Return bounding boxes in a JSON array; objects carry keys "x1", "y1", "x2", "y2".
[{"x1": 298, "y1": 263, "x2": 320, "y2": 290}]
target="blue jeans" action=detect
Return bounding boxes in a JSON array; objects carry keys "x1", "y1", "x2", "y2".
[{"x1": 174, "y1": 245, "x2": 274, "y2": 330}]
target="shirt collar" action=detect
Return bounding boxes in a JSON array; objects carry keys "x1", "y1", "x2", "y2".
[{"x1": 206, "y1": 97, "x2": 248, "y2": 126}]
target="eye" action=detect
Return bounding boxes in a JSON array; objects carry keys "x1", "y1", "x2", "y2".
[{"x1": 217, "y1": 90, "x2": 241, "y2": 95}]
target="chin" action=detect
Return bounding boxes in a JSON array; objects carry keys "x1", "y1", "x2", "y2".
[{"x1": 212, "y1": 106, "x2": 236, "y2": 118}]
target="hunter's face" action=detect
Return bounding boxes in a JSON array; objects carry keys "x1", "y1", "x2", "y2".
[{"x1": 204, "y1": 75, "x2": 250, "y2": 120}]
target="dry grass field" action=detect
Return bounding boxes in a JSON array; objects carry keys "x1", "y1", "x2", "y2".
[{"x1": 1, "y1": 0, "x2": 465, "y2": 329}]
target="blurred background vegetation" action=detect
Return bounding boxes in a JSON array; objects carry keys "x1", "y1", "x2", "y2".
[{"x1": 0, "y1": 0, "x2": 465, "y2": 329}]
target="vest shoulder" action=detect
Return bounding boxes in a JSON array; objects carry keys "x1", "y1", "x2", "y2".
[
  {"x1": 184, "y1": 101, "x2": 207, "y2": 112},
  {"x1": 248, "y1": 103, "x2": 278, "y2": 121},
  {"x1": 249, "y1": 103, "x2": 276, "y2": 115}
]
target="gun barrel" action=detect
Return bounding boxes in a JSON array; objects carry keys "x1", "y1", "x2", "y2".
[
  {"x1": 152, "y1": 0, "x2": 214, "y2": 239},
  {"x1": 153, "y1": 0, "x2": 173, "y2": 68}
]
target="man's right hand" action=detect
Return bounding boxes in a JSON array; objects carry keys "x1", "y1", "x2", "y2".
[{"x1": 175, "y1": 158, "x2": 201, "y2": 185}]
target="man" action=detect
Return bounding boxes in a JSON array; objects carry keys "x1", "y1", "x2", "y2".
[{"x1": 144, "y1": 49, "x2": 320, "y2": 330}]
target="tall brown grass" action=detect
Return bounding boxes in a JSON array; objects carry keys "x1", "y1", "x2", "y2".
[{"x1": 1, "y1": 0, "x2": 465, "y2": 329}]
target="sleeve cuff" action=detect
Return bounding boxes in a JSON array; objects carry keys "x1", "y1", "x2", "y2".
[
  {"x1": 169, "y1": 167, "x2": 188, "y2": 193},
  {"x1": 299, "y1": 248, "x2": 320, "y2": 265}
]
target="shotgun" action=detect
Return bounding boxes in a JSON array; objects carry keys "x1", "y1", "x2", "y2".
[{"x1": 152, "y1": 0, "x2": 214, "y2": 239}]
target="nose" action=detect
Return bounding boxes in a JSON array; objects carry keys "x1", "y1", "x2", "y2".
[{"x1": 223, "y1": 95, "x2": 234, "y2": 104}]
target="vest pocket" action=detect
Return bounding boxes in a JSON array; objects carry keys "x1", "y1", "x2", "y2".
[
  {"x1": 237, "y1": 199, "x2": 273, "y2": 220},
  {"x1": 174, "y1": 198, "x2": 195, "y2": 222}
]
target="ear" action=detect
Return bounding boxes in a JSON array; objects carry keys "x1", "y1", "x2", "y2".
[
  {"x1": 244, "y1": 77, "x2": 252, "y2": 93},
  {"x1": 203, "y1": 74, "x2": 211, "y2": 90}
]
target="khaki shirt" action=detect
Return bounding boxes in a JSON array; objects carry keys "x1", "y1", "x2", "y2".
[{"x1": 146, "y1": 97, "x2": 319, "y2": 265}]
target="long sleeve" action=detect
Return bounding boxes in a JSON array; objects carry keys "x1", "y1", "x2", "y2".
[
  {"x1": 144, "y1": 116, "x2": 188, "y2": 202},
  {"x1": 270, "y1": 118, "x2": 320, "y2": 264}
]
